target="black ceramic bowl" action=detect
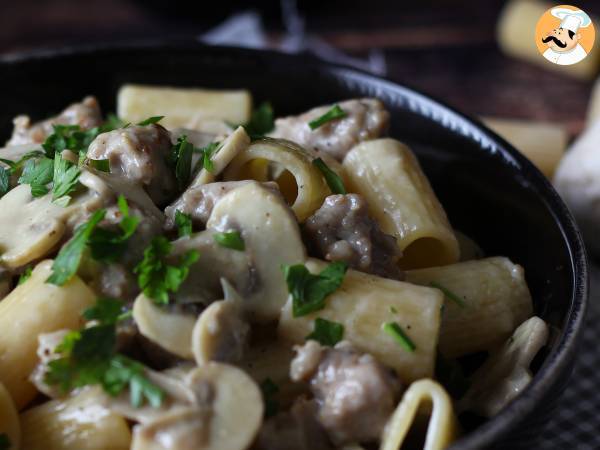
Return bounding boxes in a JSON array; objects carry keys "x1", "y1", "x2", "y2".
[{"x1": 0, "y1": 42, "x2": 588, "y2": 450}]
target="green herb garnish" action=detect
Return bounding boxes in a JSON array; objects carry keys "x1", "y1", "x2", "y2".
[
  {"x1": 45, "y1": 300, "x2": 163, "y2": 408},
  {"x1": 312, "y1": 158, "x2": 346, "y2": 194},
  {"x1": 195, "y1": 141, "x2": 221, "y2": 173},
  {"x1": 213, "y1": 231, "x2": 245, "y2": 251},
  {"x1": 308, "y1": 105, "x2": 347, "y2": 130},
  {"x1": 430, "y1": 282, "x2": 466, "y2": 308},
  {"x1": 46, "y1": 209, "x2": 106, "y2": 286},
  {"x1": 243, "y1": 102, "x2": 275, "y2": 139},
  {"x1": 137, "y1": 116, "x2": 164, "y2": 126},
  {"x1": 282, "y1": 261, "x2": 348, "y2": 317},
  {"x1": 260, "y1": 378, "x2": 280, "y2": 418},
  {"x1": 0, "y1": 167, "x2": 9, "y2": 199},
  {"x1": 390, "y1": 306, "x2": 398, "y2": 314},
  {"x1": 382, "y1": 322, "x2": 416, "y2": 352},
  {"x1": 17, "y1": 266, "x2": 32, "y2": 285},
  {"x1": 88, "y1": 196, "x2": 140, "y2": 262},
  {"x1": 18, "y1": 157, "x2": 53, "y2": 197},
  {"x1": 88, "y1": 159, "x2": 110, "y2": 172},
  {"x1": 169, "y1": 135, "x2": 194, "y2": 190},
  {"x1": 175, "y1": 210, "x2": 193, "y2": 238},
  {"x1": 134, "y1": 236, "x2": 199, "y2": 305},
  {"x1": 306, "y1": 317, "x2": 344, "y2": 346},
  {"x1": 52, "y1": 155, "x2": 81, "y2": 205}
]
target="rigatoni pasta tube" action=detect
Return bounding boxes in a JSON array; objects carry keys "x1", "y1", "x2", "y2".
[
  {"x1": 342, "y1": 139, "x2": 459, "y2": 269},
  {"x1": 0, "y1": 260, "x2": 96, "y2": 409},
  {"x1": 0, "y1": 382, "x2": 20, "y2": 450},
  {"x1": 117, "y1": 84, "x2": 252, "y2": 130},
  {"x1": 380, "y1": 379, "x2": 459, "y2": 450},
  {"x1": 405, "y1": 257, "x2": 533, "y2": 358},
  {"x1": 278, "y1": 258, "x2": 443, "y2": 382},
  {"x1": 20, "y1": 392, "x2": 131, "y2": 450}
]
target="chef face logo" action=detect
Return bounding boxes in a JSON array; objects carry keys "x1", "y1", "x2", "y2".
[{"x1": 535, "y1": 5, "x2": 595, "y2": 65}]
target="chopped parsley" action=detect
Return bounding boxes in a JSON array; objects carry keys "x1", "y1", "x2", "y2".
[
  {"x1": 169, "y1": 135, "x2": 194, "y2": 190},
  {"x1": 0, "y1": 167, "x2": 9, "y2": 199},
  {"x1": 42, "y1": 124, "x2": 101, "y2": 160},
  {"x1": 18, "y1": 157, "x2": 53, "y2": 197},
  {"x1": 312, "y1": 158, "x2": 346, "y2": 194},
  {"x1": 0, "y1": 433, "x2": 10, "y2": 450},
  {"x1": 389, "y1": 306, "x2": 398, "y2": 314},
  {"x1": 52, "y1": 155, "x2": 81, "y2": 205},
  {"x1": 430, "y1": 282, "x2": 466, "y2": 308},
  {"x1": 45, "y1": 298, "x2": 163, "y2": 408},
  {"x1": 242, "y1": 102, "x2": 275, "y2": 139},
  {"x1": 175, "y1": 210, "x2": 193, "y2": 238},
  {"x1": 308, "y1": 105, "x2": 347, "y2": 130},
  {"x1": 83, "y1": 297, "x2": 128, "y2": 324},
  {"x1": 0, "y1": 150, "x2": 44, "y2": 174},
  {"x1": 88, "y1": 159, "x2": 110, "y2": 173},
  {"x1": 17, "y1": 266, "x2": 32, "y2": 285},
  {"x1": 213, "y1": 231, "x2": 245, "y2": 251},
  {"x1": 382, "y1": 322, "x2": 416, "y2": 352},
  {"x1": 137, "y1": 116, "x2": 164, "y2": 126},
  {"x1": 306, "y1": 317, "x2": 344, "y2": 346},
  {"x1": 46, "y1": 209, "x2": 106, "y2": 286},
  {"x1": 134, "y1": 236, "x2": 199, "y2": 305},
  {"x1": 88, "y1": 195, "x2": 139, "y2": 262},
  {"x1": 282, "y1": 261, "x2": 348, "y2": 317},
  {"x1": 195, "y1": 141, "x2": 221, "y2": 173},
  {"x1": 103, "y1": 113, "x2": 128, "y2": 130},
  {"x1": 260, "y1": 378, "x2": 280, "y2": 418}
]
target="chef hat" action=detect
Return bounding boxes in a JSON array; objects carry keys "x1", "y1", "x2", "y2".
[{"x1": 551, "y1": 7, "x2": 592, "y2": 33}]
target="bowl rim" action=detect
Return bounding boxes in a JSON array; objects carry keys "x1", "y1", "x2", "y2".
[{"x1": 0, "y1": 41, "x2": 589, "y2": 449}]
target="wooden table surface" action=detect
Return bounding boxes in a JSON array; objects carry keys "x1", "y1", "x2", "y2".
[{"x1": 2, "y1": 0, "x2": 600, "y2": 137}]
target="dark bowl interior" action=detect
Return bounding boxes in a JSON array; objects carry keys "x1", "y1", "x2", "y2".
[{"x1": 0, "y1": 42, "x2": 588, "y2": 449}]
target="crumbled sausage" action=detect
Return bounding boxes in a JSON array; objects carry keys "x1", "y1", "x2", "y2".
[
  {"x1": 87, "y1": 125, "x2": 176, "y2": 205},
  {"x1": 303, "y1": 194, "x2": 403, "y2": 280},
  {"x1": 270, "y1": 98, "x2": 389, "y2": 161},
  {"x1": 7, "y1": 96, "x2": 103, "y2": 146},
  {"x1": 291, "y1": 340, "x2": 401, "y2": 445}
]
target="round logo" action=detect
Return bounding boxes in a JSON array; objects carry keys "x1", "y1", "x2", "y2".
[{"x1": 535, "y1": 4, "x2": 595, "y2": 66}]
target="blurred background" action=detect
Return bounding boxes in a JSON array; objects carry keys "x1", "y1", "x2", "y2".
[{"x1": 2, "y1": 0, "x2": 600, "y2": 138}]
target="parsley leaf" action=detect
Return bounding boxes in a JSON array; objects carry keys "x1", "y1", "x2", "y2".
[
  {"x1": 42, "y1": 124, "x2": 79, "y2": 157},
  {"x1": 89, "y1": 159, "x2": 110, "y2": 172},
  {"x1": 260, "y1": 378, "x2": 279, "y2": 418},
  {"x1": 282, "y1": 261, "x2": 348, "y2": 317},
  {"x1": 169, "y1": 135, "x2": 194, "y2": 190},
  {"x1": 18, "y1": 157, "x2": 54, "y2": 197},
  {"x1": 88, "y1": 195, "x2": 139, "y2": 262},
  {"x1": 134, "y1": 236, "x2": 199, "y2": 305},
  {"x1": 83, "y1": 297, "x2": 127, "y2": 325},
  {"x1": 175, "y1": 210, "x2": 193, "y2": 238},
  {"x1": 0, "y1": 433, "x2": 10, "y2": 450},
  {"x1": 137, "y1": 116, "x2": 164, "y2": 126},
  {"x1": 213, "y1": 231, "x2": 245, "y2": 251},
  {"x1": 46, "y1": 209, "x2": 106, "y2": 286},
  {"x1": 308, "y1": 105, "x2": 347, "y2": 130},
  {"x1": 195, "y1": 141, "x2": 221, "y2": 173},
  {"x1": 312, "y1": 158, "x2": 346, "y2": 194},
  {"x1": 243, "y1": 102, "x2": 275, "y2": 139},
  {"x1": 306, "y1": 317, "x2": 344, "y2": 346},
  {"x1": 430, "y1": 282, "x2": 466, "y2": 308},
  {"x1": 45, "y1": 304, "x2": 163, "y2": 408},
  {"x1": 0, "y1": 150, "x2": 44, "y2": 175},
  {"x1": 102, "y1": 113, "x2": 127, "y2": 131},
  {"x1": 0, "y1": 167, "x2": 9, "y2": 198},
  {"x1": 52, "y1": 155, "x2": 81, "y2": 204},
  {"x1": 17, "y1": 266, "x2": 32, "y2": 285},
  {"x1": 382, "y1": 322, "x2": 416, "y2": 352}
]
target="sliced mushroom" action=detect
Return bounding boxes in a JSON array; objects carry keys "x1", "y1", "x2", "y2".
[
  {"x1": 131, "y1": 363, "x2": 263, "y2": 450},
  {"x1": 206, "y1": 181, "x2": 306, "y2": 322},
  {"x1": 192, "y1": 279, "x2": 250, "y2": 365},
  {"x1": 170, "y1": 229, "x2": 255, "y2": 306},
  {"x1": 133, "y1": 294, "x2": 197, "y2": 360},
  {"x1": 190, "y1": 126, "x2": 250, "y2": 187}
]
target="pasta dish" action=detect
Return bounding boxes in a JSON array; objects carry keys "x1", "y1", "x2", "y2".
[{"x1": 0, "y1": 85, "x2": 548, "y2": 450}]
